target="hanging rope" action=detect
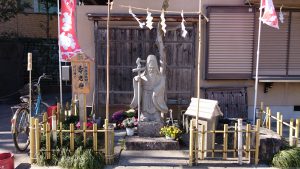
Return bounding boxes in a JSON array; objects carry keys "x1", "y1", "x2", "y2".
[{"x1": 119, "y1": 4, "x2": 209, "y2": 22}]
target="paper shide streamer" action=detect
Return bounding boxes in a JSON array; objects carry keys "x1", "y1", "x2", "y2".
[
  {"x1": 181, "y1": 10, "x2": 188, "y2": 38},
  {"x1": 129, "y1": 7, "x2": 145, "y2": 28},
  {"x1": 146, "y1": 8, "x2": 153, "y2": 30},
  {"x1": 279, "y1": 5, "x2": 284, "y2": 23},
  {"x1": 160, "y1": 9, "x2": 167, "y2": 35}
]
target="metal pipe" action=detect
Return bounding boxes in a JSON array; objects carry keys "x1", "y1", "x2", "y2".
[
  {"x1": 57, "y1": 0, "x2": 63, "y2": 106},
  {"x1": 253, "y1": 0, "x2": 264, "y2": 124}
]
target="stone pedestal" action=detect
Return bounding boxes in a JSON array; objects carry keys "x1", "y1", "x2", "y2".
[
  {"x1": 137, "y1": 121, "x2": 164, "y2": 137},
  {"x1": 125, "y1": 136, "x2": 180, "y2": 150}
]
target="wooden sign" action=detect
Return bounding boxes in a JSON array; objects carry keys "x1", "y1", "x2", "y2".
[{"x1": 70, "y1": 53, "x2": 91, "y2": 94}]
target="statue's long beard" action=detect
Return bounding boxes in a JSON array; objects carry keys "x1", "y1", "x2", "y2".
[{"x1": 149, "y1": 72, "x2": 156, "y2": 78}]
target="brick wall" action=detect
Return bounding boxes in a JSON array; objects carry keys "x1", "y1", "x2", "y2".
[{"x1": 0, "y1": 13, "x2": 58, "y2": 38}]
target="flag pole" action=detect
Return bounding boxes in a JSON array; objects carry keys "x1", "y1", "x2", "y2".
[
  {"x1": 57, "y1": 0, "x2": 63, "y2": 106},
  {"x1": 253, "y1": 0, "x2": 263, "y2": 124}
]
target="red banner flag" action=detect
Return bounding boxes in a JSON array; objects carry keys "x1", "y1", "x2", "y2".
[
  {"x1": 59, "y1": 0, "x2": 81, "y2": 61},
  {"x1": 260, "y1": 0, "x2": 279, "y2": 29}
]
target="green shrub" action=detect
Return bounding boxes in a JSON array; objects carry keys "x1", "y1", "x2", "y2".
[
  {"x1": 272, "y1": 147, "x2": 300, "y2": 168},
  {"x1": 37, "y1": 147, "x2": 61, "y2": 166},
  {"x1": 58, "y1": 146, "x2": 104, "y2": 169}
]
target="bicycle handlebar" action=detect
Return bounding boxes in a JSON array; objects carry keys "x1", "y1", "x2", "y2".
[{"x1": 37, "y1": 73, "x2": 52, "y2": 84}]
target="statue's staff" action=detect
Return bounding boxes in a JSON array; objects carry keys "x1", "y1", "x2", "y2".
[{"x1": 132, "y1": 58, "x2": 145, "y2": 122}]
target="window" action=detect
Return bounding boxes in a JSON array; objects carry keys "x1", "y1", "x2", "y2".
[
  {"x1": 206, "y1": 7, "x2": 255, "y2": 79},
  {"x1": 253, "y1": 11, "x2": 300, "y2": 77}
]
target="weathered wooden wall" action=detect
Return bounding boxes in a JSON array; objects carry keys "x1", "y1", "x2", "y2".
[
  {"x1": 204, "y1": 87, "x2": 247, "y2": 118},
  {"x1": 95, "y1": 26, "x2": 196, "y2": 107}
]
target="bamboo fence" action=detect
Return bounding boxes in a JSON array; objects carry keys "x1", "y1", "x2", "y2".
[
  {"x1": 189, "y1": 119, "x2": 261, "y2": 166},
  {"x1": 259, "y1": 102, "x2": 300, "y2": 147},
  {"x1": 29, "y1": 103, "x2": 114, "y2": 165}
]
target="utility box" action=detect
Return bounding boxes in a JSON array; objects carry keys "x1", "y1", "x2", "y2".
[
  {"x1": 183, "y1": 98, "x2": 223, "y2": 157},
  {"x1": 62, "y1": 66, "x2": 70, "y2": 81}
]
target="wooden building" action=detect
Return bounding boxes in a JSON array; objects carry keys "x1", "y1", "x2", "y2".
[{"x1": 76, "y1": 0, "x2": 300, "y2": 121}]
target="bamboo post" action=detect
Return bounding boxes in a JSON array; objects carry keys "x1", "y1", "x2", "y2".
[
  {"x1": 60, "y1": 122, "x2": 63, "y2": 147},
  {"x1": 200, "y1": 125, "x2": 205, "y2": 160},
  {"x1": 265, "y1": 107, "x2": 269, "y2": 128},
  {"x1": 35, "y1": 118, "x2": 40, "y2": 163},
  {"x1": 268, "y1": 109, "x2": 272, "y2": 130},
  {"x1": 290, "y1": 118, "x2": 294, "y2": 146},
  {"x1": 195, "y1": 0, "x2": 202, "y2": 163},
  {"x1": 70, "y1": 123, "x2": 74, "y2": 152},
  {"x1": 57, "y1": 102, "x2": 61, "y2": 124},
  {"x1": 52, "y1": 116, "x2": 57, "y2": 146},
  {"x1": 93, "y1": 123, "x2": 98, "y2": 152},
  {"x1": 71, "y1": 99, "x2": 75, "y2": 116},
  {"x1": 74, "y1": 95, "x2": 78, "y2": 116},
  {"x1": 46, "y1": 123, "x2": 51, "y2": 159},
  {"x1": 212, "y1": 127, "x2": 215, "y2": 158},
  {"x1": 260, "y1": 102, "x2": 264, "y2": 126},
  {"x1": 296, "y1": 119, "x2": 299, "y2": 146},
  {"x1": 83, "y1": 122, "x2": 87, "y2": 147},
  {"x1": 233, "y1": 123, "x2": 237, "y2": 158},
  {"x1": 255, "y1": 119, "x2": 260, "y2": 165},
  {"x1": 104, "y1": 119, "x2": 109, "y2": 164},
  {"x1": 84, "y1": 94, "x2": 87, "y2": 123},
  {"x1": 43, "y1": 113, "x2": 47, "y2": 133},
  {"x1": 107, "y1": 124, "x2": 115, "y2": 164},
  {"x1": 223, "y1": 124, "x2": 228, "y2": 160},
  {"x1": 238, "y1": 119, "x2": 243, "y2": 165},
  {"x1": 194, "y1": 123, "x2": 198, "y2": 164},
  {"x1": 277, "y1": 112, "x2": 280, "y2": 134},
  {"x1": 105, "y1": 0, "x2": 111, "y2": 123},
  {"x1": 280, "y1": 114, "x2": 283, "y2": 136},
  {"x1": 29, "y1": 117, "x2": 35, "y2": 164},
  {"x1": 189, "y1": 119, "x2": 195, "y2": 166},
  {"x1": 246, "y1": 124, "x2": 251, "y2": 160}
]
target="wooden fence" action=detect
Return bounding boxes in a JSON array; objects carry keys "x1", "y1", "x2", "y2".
[
  {"x1": 258, "y1": 103, "x2": 300, "y2": 147},
  {"x1": 29, "y1": 112, "x2": 114, "y2": 165},
  {"x1": 189, "y1": 119, "x2": 261, "y2": 166}
]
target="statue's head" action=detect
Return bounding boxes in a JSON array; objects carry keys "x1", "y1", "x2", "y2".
[{"x1": 146, "y1": 55, "x2": 159, "y2": 76}]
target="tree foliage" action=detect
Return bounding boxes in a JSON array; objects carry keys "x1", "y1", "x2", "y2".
[
  {"x1": 0, "y1": 0, "x2": 18, "y2": 22},
  {"x1": 0, "y1": 0, "x2": 32, "y2": 23}
]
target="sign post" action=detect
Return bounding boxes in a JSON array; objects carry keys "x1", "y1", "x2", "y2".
[{"x1": 71, "y1": 53, "x2": 91, "y2": 128}]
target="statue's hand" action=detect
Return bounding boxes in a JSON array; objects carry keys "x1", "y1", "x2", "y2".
[{"x1": 134, "y1": 76, "x2": 140, "y2": 81}]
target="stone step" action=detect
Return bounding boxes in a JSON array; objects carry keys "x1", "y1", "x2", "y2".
[{"x1": 125, "y1": 136, "x2": 180, "y2": 150}]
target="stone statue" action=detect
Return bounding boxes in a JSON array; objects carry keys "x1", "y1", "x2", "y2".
[{"x1": 130, "y1": 55, "x2": 168, "y2": 123}]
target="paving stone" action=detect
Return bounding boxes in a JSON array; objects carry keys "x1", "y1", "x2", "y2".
[{"x1": 125, "y1": 136, "x2": 179, "y2": 150}]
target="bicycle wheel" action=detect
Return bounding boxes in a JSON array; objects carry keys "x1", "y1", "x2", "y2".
[{"x1": 13, "y1": 108, "x2": 30, "y2": 152}]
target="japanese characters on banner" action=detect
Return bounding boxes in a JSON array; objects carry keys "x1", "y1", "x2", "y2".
[
  {"x1": 129, "y1": 8, "x2": 188, "y2": 38},
  {"x1": 59, "y1": 0, "x2": 82, "y2": 61},
  {"x1": 260, "y1": 0, "x2": 279, "y2": 29}
]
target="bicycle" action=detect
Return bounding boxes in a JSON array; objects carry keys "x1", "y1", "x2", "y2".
[{"x1": 11, "y1": 73, "x2": 51, "y2": 151}]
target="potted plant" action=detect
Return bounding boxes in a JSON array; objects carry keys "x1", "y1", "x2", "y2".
[
  {"x1": 122, "y1": 117, "x2": 136, "y2": 136},
  {"x1": 160, "y1": 126, "x2": 182, "y2": 140}
]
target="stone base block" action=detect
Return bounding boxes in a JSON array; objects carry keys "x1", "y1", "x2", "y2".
[
  {"x1": 137, "y1": 121, "x2": 164, "y2": 137},
  {"x1": 125, "y1": 136, "x2": 180, "y2": 150}
]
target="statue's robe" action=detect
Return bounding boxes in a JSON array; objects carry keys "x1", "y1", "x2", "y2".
[{"x1": 130, "y1": 72, "x2": 168, "y2": 117}]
